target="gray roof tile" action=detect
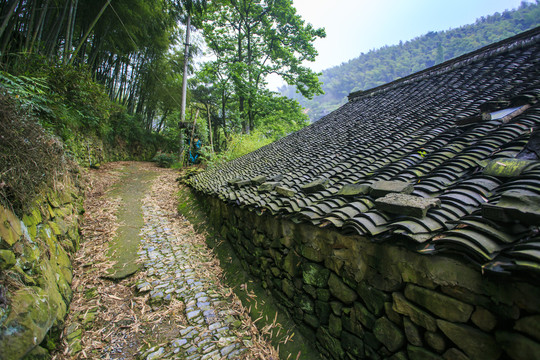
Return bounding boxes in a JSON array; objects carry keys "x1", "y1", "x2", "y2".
[{"x1": 189, "y1": 28, "x2": 540, "y2": 277}]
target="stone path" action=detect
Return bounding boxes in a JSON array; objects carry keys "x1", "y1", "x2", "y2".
[
  {"x1": 59, "y1": 162, "x2": 277, "y2": 359},
  {"x1": 135, "y1": 200, "x2": 250, "y2": 359}
]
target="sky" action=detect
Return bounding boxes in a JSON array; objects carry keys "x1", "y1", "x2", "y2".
[{"x1": 266, "y1": 0, "x2": 534, "y2": 89}]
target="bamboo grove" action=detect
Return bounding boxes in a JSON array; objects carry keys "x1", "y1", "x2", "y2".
[{"x1": 0, "y1": 0, "x2": 325, "y2": 157}]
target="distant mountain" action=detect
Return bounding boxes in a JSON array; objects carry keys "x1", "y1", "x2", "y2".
[{"x1": 281, "y1": 1, "x2": 540, "y2": 122}]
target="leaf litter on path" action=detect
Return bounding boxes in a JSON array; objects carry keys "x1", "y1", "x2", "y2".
[{"x1": 55, "y1": 162, "x2": 280, "y2": 360}]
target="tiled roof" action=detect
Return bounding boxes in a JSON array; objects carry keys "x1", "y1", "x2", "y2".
[{"x1": 190, "y1": 27, "x2": 540, "y2": 278}]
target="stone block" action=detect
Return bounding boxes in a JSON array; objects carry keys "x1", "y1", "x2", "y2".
[
  {"x1": 496, "y1": 331, "x2": 540, "y2": 360},
  {"x1": 0, "y1": 249, "x2": 16, "y2": 270},
  {"x1": 316, "y1": 327, "x2": 344, "y2": 360},
  {"x1": 295, "y1": 294, "x2": 315, "y2": 314},
  {"x1": 0, "y1": 204, "x2": 22, "y2": 246},
  {"x1": 404, "y1": 284, "x2": 473, "y2": 323},
  {"x1": 393, "y1": 292, "x2": 437, "y2": 332},
  {"x1": 330, "y1": 301, "x2": 343, "y2": 316},
  {"x1": 385, "y1": 301, "x2": 402, "y2": 326},
  {"x1": 389, "y1": 351, "x2": 408, "y2": 360},
  {"x1": 354, "y1": 301, "x2": 376, "y2": 330},
  {"x1": 282, "y1": 278, "x2": 295, "y2": 299},
  {"x1": 437, "y1": 320, "x2": 501, "y2": 360},
  {"x1": 357, "y1": 282, "x2": 389, "y2": 316},
  {"x1": 514, "y1": 315, "x2": 540, "y2": 342},
  {"x1": 375, "y1": 193, "x2": 441, "y2": 218},
  {"x1": 276, "y1": 186, "x2": 295, "y2": 197},
  {"x1": 250, "y1": 175, "x2": 267, "y2": 185},
  {"x1": 301, "y1": 245, "x2": 324, "y2": 262},
  {"x1": 442, "y1": 348, "x2": 470, "y2": 360},
  {"x1": 370, "y1": 180, "x2": 414, "y2": 198},
  {"x1": 301, "y1": 178, "x2": 329, "y2": 193},
  {"x1": 304, "y1": 313, "x2": 320, "y2": 328},
  {"x1": 282, "y1": 251, "x2": 301, "y2": 277},
  {"x1": 325, "y1": 256, "x2": 345, "y2": 275},
  {"x1": 337, "y1": 183, "x2": 370, "y2": 196},
  {"x1": 329, "y1": 273, "x2": 358, "y2": 304},
  {"x1": 329, "y1": 314, "x2": 342, "y2": 337},
  {"x1": 363, "y1": 331, "x2": 381, "y2": 350},
  {"x1": 482, "y1": 189, "x2": 540, "y2": 224},
  {"x1": 441, "y1": 286, "x2": 519, "y2": 320},
  {"x1": 317, "y1": 288, "x2": 331, "y2": 302},
  {"x1": 258, "y1": 181, "x2": 279, "y2": 193},
  {"x1": 302, "y1": 262, "x2": 330, "y2": 287},
  {"x1": 425, "y1": 331, "x2": 446, "y2": 353},
  {"x1": 341, "y1": 331, "x2": 364, "y2": 358},
  {"x1": 316, "y1": 300, "x2": 331, "y2": 324},
  {"x1": 373, "y1": 316, "x2": 405, "y2": 352},
  {"x1": 408, "y1": 345, "x2": 444, "y2": 360},
  {"x1": 471, "y1": 307, "x2": 497, "y2": 332},
  {"x1": 365, "y1": 344, "x2": 382, "y2": 360},
  {"x1": 483, "y1": 159, "x2": 536, "y2": 178},
  {"x1": 404, "y1": 317, "x2": 423, "y2": 346}
]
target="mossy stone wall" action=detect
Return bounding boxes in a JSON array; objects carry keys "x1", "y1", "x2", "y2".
[
  {"x1": 200, "y1": 194, "x2": 540, "y2": 360},
  {"x1": 0, "y1": 179, "x2": 83, "y2": 359},
  {"x1": 65, "y1": 135, "x2": 156, "y2": 168}
]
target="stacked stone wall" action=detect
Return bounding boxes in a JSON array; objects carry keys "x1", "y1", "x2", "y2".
[
  {"x1": 201, "y1": 195, "x2": 540, "y2": 360},
  {"x1": 0, "y1": 179, "x2": 83, "y2": 359}
]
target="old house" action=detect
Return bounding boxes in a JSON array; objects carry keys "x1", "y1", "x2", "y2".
[{"x1": 188, "y1": 27, "x2": 540, "y2": 359}]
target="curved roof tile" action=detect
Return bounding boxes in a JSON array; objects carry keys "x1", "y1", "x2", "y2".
[{"x1": 189, "y1": 28, "x2": 540, "y2": 277}]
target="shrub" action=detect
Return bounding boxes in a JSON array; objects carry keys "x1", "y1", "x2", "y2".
[
  {"x1": 152, "y1": 153, "x2": 176, "y2": 168},
  {"x1": 200, "y1": 130, "x2": 273, "y2": 168}
]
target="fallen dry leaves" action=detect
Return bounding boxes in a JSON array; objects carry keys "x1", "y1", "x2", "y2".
[{"x1": 54, "y1": 162, "x2": 281, "y2": 360}]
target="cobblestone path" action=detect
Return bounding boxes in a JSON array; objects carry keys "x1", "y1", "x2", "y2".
[
  {"x1": 59, "y1": 163, "x2": 277, "y2": 359},
  {"x1": 135, "y1": 200, "x2": 250, "y2": 359}
]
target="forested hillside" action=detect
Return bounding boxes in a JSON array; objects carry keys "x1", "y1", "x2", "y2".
[{"x1": 281, "y1": 1, "x2": 540, "y2": 121}]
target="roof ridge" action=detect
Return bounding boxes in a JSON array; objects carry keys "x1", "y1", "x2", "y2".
[{"x1": 348, "y1": 26, "x2": 540, "y2": 102}]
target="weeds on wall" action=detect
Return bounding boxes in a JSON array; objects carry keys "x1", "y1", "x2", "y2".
[{"x1": 0, "y1": 93, "x2": 74, "y2": 215}]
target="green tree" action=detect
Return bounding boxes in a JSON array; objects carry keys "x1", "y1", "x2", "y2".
[{"x1": 203, "y1": 0, "x2": 325, "y2": 133}]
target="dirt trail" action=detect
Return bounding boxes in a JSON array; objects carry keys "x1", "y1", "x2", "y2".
[{"x1": 55, "y1": 162, "x2": 280, "y2": 359}]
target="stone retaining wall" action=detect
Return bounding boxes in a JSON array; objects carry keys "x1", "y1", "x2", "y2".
[
  {"x1": 200, "y1": 194, "x2": 540, "y2": 360},
  {"x1": 0, "y1": 179, "x2": 83, "y2": 359}
]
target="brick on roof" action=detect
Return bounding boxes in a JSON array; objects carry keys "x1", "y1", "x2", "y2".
[{"x1": 189, "y1": 27, "x2": 540, "y2": 278}]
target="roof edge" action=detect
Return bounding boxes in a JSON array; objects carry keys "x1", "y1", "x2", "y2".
[{"x1": 348, "y1": 26, "x2": 540, "y2": 102}]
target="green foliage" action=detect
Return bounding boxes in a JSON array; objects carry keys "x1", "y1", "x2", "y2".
[
  {"x1": 254, "y1": 92, "x2": 309, "y2": 140},
  {"x1": 283, "y1": 1, "x2": 540, "y2": 121},
  {"x1": 0, "y1": 71, "x2": 52, "y2": 115},
  {"x1": 202, "y1": 0, "x2": 325, "y2": 132},
  {"x1": 200, "y1": 131, "x2": 273, "y2": 168},
  {"x1": 151, "y1": 153, "x2": 176, "y2": 168}
]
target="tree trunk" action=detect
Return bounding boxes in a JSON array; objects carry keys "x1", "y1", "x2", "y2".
[
  {"x1": 180, "y1": 14, "x2": 191, "y2": 122},
  {"x1": 179, "y1": 14, "x2": 191, "y2": 157},
  {"x1": 206, "y1": 103, "x2": 214, "y2": 153},
  {"x1": 45, "y1": 0, "x2": 68, "y2": 59},
  {"x1": 0, "y1": 0, "x2": 21, "y2": 41},
  {"x1": 29, "y1": 0, "x2": 50, "y2": 53},
  {"x1": 68, "y1": 0, "x2": 111, "y2": 65},
  {"x1": 24, "y1": 0, "x2": 36, "y2": 52}
]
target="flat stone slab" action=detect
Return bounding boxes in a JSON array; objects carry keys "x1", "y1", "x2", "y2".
[
  {"x1": 104, "y1": 164, "x2": 158, "y2": 279},
  {"x1": 301, "y1": 178, "x2": 329, "y2": 193},
  {"x1": 483, "y1": 158, "x2": 537, "y2": 177},
  {"x1": 258, "y1": 182, "x2": 279, "y2": 193},
  {"x1": 250, "y1": 175, "x2": 267, "y2": 185},
  {"x1": 375, "y1": 193, "x2": 440, "y2": 217},
  {"x1": 276, "y1": 186, "x2": 295, "y2": 197},
  {"x1": 369, "y1": 180, "x2": 414, "y2": 198},
  {"x1": 337, "y1": 183, "x2": 370, "y2": 196},
  {"x1": 482, "y1": 190, "x2": 540, "y2": 224}
]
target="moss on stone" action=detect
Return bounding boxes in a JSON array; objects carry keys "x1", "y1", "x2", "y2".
[{"x1": 302, "y1": 262, "x2": 330, "y2": 288}]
